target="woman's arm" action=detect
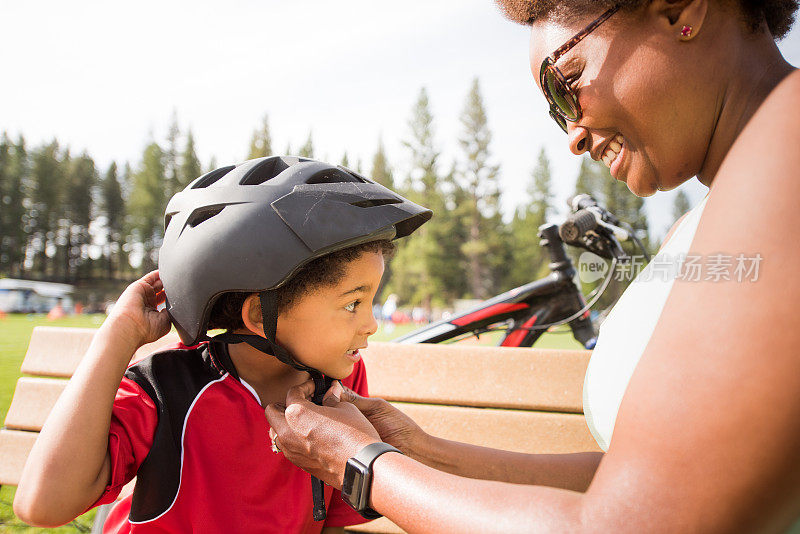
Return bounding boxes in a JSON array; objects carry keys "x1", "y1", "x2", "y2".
[
  {"x1": 13, "y1": 271, "x2": 170, "y2": 527},
  {"x1": 335, "y1": 387, "x2": 602, "y2": 490},
  {"x1": 413, "y1": 435, "x2": 602, "y2": 490}
]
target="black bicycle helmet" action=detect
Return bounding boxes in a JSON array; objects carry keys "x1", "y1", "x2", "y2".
[{"x1": 159, "y1": 155, "x2": 431, "y2": 353}]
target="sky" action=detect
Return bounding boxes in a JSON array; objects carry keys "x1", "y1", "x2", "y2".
[{"x1": 2, "y1": 0, "x2": 799, "y2": 239}]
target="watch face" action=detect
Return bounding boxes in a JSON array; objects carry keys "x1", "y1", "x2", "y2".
[{"x1": 343, "y1": 459, "x2": 369, "y2": 510}]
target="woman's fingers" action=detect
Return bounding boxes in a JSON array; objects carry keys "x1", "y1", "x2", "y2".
[
  {"x1": 264, "y1": 403, "x2": 288, "y2": 435},
  {"x1": 322, "y1": 381, "x2": 343, "y2": 406},
  {"x1": 285, "y1": 380, "x2": 316, "y2": 406}
]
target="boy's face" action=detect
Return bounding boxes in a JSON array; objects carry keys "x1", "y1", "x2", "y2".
[{"x1": 276, "y1": 250, "x2": 384, "y2": 379}]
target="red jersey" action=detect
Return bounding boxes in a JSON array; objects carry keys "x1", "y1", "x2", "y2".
[{"x1": 92, "y1": 341, "x2": 370, "y2": 533}]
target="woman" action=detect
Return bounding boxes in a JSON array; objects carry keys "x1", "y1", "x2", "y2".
[{"x1": 267, "y1": 1, "x2": 800, "y2": 531}]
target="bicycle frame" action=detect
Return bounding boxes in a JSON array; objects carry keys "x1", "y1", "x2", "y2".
[{"x1": 394, "y1": 224, "x2": 597, "y2": 349}]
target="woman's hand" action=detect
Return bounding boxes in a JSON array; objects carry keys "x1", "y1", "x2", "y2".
[
  {"x1": 324, "y1": 381, "x2": 427, "y2": 458},
  {"x1": 105, "y1": 270, "x2": 171, "y2": 349},
  {"x1": 265, "y1": 380, "x2": 381, "y2": 488}
]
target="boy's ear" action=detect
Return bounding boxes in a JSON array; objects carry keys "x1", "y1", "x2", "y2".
[{"x1": 241, "y1": 294, "x2": 265, "y2": 336}]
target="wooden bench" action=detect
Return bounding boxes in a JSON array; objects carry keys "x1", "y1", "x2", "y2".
[{"x1": 0, "y1": 326, "x2": 600, "y2": 533}]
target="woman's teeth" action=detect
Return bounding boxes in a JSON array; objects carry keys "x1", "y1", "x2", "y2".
[{"x1": 602, "y1": 134, "x2": 624, "y2": 168}]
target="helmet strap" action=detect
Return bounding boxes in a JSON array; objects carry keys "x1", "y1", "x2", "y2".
[{"x1": 211, "y1": 289, "x2": 333, "y2": 521}]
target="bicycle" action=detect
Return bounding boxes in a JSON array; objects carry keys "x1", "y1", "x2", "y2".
[{"x1": 393, "y1": 195, "x2": 650, "y2": 350}]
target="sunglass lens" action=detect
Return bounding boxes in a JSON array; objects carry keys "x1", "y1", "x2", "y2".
[
  {"x1": 549, "y1": 109, "x2": 568, "y2": 133},
  {"x1": 544, "y1": 69, "x2": 579, "y2": 121}
]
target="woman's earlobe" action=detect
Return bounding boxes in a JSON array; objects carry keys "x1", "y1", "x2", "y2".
[
  {"x1": 652, "y1": 0, "x2": 708, "y2": 41},
  {"x1": 673, "y1": 0, "x2": 708, "y2": 41}
]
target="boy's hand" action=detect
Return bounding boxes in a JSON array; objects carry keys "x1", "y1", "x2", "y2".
[
  {"x1": 265, "y1": 380, "x2": 381, "y2": 488},
  {"x1": 105, "y1": 270, "x2": 171, "y2": 349},
  {"x1": 324, "y1": 381, "x2": 426, "y2": 459}
]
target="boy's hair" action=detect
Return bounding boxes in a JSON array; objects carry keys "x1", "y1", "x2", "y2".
[{"x1": 208, "y1": 240, "x2": 395, "y2": 332}]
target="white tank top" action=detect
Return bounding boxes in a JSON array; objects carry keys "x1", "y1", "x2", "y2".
[{"x1": 583, "y1": 196, "x2": 709, "y2": 451}]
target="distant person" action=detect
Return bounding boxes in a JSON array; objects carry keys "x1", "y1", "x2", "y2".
[
  {"x1": 14, "y1": 157, "x2": 430, "y2": 532},
  {"x1": 46, "y1": 300, "x2": 65, "y2": 321},
  {"x1": 381, "y1": 293, "x2": 398, "y2": 333}
]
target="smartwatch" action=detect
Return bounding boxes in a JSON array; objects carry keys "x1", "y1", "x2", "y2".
[{"x1": 341, "y1": 442, "x2": 402, "y2": 519}]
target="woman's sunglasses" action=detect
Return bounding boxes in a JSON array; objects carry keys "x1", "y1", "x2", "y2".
[{"x1": 539, "y1": 5, "x2": 620, "y2": 133}]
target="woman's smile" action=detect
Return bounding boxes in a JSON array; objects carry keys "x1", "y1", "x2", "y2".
[{"x1": 603, "y1": 133, "x2": 626, "y2": 180}]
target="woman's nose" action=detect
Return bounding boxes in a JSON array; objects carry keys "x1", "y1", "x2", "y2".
[{"x1": 567, "y1": 123, "x2": 591, "y2": 155}]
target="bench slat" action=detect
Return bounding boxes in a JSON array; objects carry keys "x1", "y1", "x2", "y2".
[
  {"x1": 393, "y1": 402, "x2": 599, "y2": 454},
  {"x1": 348, "y1": 517, "x2": 403, "y2": 534},
  {"x1": 21, "y1": 326, "x2": 181, "y2": 377},
  {"x1": 3, "y1": 379, "x2": 598, "y2": 454},
  {"x1": 4, "y1": 377, "x2": 67, "y2": 431},
  {"x1": 364, "y1": 342, "x2": 590, "y2": 413},
  {"x1": 0, "y1": 429, "x2": 38, "y2": 486}
]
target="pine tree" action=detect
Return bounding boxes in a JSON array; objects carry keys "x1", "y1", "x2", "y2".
[
  {"x1": 370, "y1": 137, "x2": 394, "y2": 189},
  {"x1": 530, "y1": 148, "x2": 554, "y2": 225},
  {"x1": 247, "y1": 115, "x2": 272, "y2": 159},
  {"x1": 298, "y1": 132, "x2": 314, "y2": 158},
  {"x1": 102, "y1": 162, "x2": 126, "y2": 278},
  {"x1": 29, "y1": 140, "x2": 65, "y2": 278},
  {"x1": 9, "y1": 136, "x2": 30, "y2": 277},
  {"x1": 574, "y1": 157, "x2": 605, "y2": 199},
  {"x1": 180, "y1": 130, "x2": 202, "y2": 188},
  {"x1": 62, "y1": 153, "x2": 96, "y2": 281},
  {"x1": 385, "y1": 87, "x2": 458, "y2": 309},
  {"x1": 672, "y1": 189, "x2": 691, "y2": 223},
  {"x1": 506, "y1": 147, "x2": 554, "y2": 288},
  {"x1": 164, "y1": 111, "x2": 181, "y2": 199},
  {"x1": 128, "y1": 142, "x2": 166, "y2": 272},
  {"x1": 402, "y1": 88, "x2": 438, "y2": 196},
  {"x1": 340, "y1": 152, "x2": 350, "y2": 168},
  {"x1": 0, "y1": 134, "x2": 13, "y2": 275},
  {"x1": 457, "y1": 78, "x2": 505, "y2": 299}
]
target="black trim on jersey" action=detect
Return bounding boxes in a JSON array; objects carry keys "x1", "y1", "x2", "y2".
[
  {"x1": 123, "y1": 344, "x2": 226, "y2": 522},
  {"x1": 209, "y1": 341, "x2": 240, "y2": 380}
]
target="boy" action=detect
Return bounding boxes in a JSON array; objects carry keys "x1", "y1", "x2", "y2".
[{"x1": 14, "y1": 156, "x2": 431, "y2": 532}]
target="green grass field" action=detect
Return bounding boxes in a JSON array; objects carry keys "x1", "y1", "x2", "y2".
[
  {"x1": 0, "y1": 313, "x2": 582, "y2": 531},
  {"x1": 0, "y1": 314, "x2": 106, "y2": 532}
]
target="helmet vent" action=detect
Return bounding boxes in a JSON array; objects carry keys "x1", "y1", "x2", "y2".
[
  {"x1": 351, "y1": 198, "x2": 402, "y2": 208},
  {"x1": 306, "y1": 168, "x2": 364, "y2": 184},
  {"x1": 191, "y1": 165, "x2": 235, "y2": 189},
  {"x1": 240, "y1": 157, "x2": 292, "y2": 185},
  {"x1": 188, "y1": 205, "x2": 226, "y2": 227}
]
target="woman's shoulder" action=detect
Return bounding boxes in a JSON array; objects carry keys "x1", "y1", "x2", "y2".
[
  {"x1": 715, "y1": 67, "x2": 799, "y2": 197},
  {"x1": 741, "y1": 67, "x2": 800, "y2": 144}
]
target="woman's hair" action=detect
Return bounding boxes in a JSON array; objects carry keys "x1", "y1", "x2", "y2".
[
  {"x1": 495, "y1": 0, "x2": 798, "y2": 39},
  {"x1": 207, "y1": 240, "x2": 395, "y2": 332}
]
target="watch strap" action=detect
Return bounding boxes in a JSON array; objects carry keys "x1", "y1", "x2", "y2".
[
  {"x1": 353, "y1": 442, "x2": 401, "y2": 469},
  {"x1": 344, "y1": 442, "x2": 402, "y2": 519}
]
